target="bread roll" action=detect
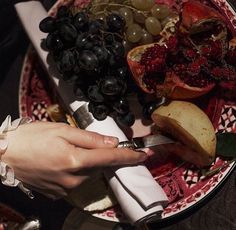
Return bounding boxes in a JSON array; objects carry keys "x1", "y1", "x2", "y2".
[
  {"x1": 151, "y1": 100, "x2": 216, "y2": 166},
  {"x1": 67, "y1": 173, "x2": 117, "y2": 212}
]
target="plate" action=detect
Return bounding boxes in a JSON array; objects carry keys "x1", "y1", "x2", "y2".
[
  {"x1": 19, "y1": 0, "x2": 236, "y2": 224},
  {"x1": 0, "y1": 202, "x2": 25, "y2": 228}
]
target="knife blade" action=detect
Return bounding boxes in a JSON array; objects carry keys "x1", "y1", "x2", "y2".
[{"x1": 117, "y1": 134, "x2": 176, "y2": 150}]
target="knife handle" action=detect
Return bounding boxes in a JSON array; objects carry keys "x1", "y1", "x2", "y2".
[{"x1": 117, "y1": 141, "x2": 136, "y2": 149}]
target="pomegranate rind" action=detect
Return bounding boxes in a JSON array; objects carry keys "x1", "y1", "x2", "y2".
[
  {"x1": 127, "y1": 43, "x2": 216, "y2": 99},
  {"x1": 156, "y1": 72, "x2": 216, "y2": 99},
  {"x1": 180, "y1": 0, "x2": 226, "y2": 34},
  {"x1": 126, "y1": 0, "x2": 233, "y2": 100},
  {"x1": 229, "y1": 37, "x2": 236, "y2": 49},
  {"x1": 127, "y1": 43, "x2": 159, "y2": 94}
]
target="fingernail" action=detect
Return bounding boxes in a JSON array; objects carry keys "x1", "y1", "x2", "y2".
[
  {"x1": 136, "y1": 150, "x2": 148, "y2": 161},
  {"x1": 104, "y1": 136, "x2": 118, "y2": 146}
]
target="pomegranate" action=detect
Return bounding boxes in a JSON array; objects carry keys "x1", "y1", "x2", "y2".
[
  {"x1": 127, "y1": 0, "x2": 236, "y2": 100},
  {"x1": 218, "y1": 37, "x2": 236, "y2": 100},
  {"x1": 226, "y1": 38, "x2": 236, "y2": 67},
  {"x1": 180, "y1": 0, "x2": 226, "y2": 35}
]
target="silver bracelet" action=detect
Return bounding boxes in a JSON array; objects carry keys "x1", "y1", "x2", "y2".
[{"x1": 0, "y1": 115, "x2": 34, "y2": 199}]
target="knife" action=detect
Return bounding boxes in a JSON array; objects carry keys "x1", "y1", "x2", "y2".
[{"x1": 117, "y1": 134, "x2": 176, "y2": 150}]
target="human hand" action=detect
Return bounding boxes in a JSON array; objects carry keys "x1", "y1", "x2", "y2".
[{"x1": 1, "y1": 121, "x2": 147, "y2": 198}]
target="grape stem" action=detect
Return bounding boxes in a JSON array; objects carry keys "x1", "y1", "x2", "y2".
[
  {"x1": 90, "y1": 2, "x2": 149, "y2": 17},
  {"x1": 101, "y1": 30, "x2": 123, "y2": 39}
]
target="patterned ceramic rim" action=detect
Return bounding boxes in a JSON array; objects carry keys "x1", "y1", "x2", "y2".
[
  {"x1": 19, "y1": 0, "x2": 236, "y2": 224},
  {"x1": 0, "y1": 202, "x2": 25, "y2": 227}
]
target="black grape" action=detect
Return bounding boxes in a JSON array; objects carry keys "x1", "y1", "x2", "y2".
[
  {"x1": 104, "y1": 33, "x2": 114, "y2": 44},
  {"x1": 88, "y1": 20, "x2": 102, "y2": 34},
  {"x1": 87, "y1": 85, "x2": 104, "y2": 103},
  {"x1": 89, "y1": 103, "x2": 109, "y2": 121},
  {"x1": 74, "y1": 12, "x2": 89, "y2": 31},
  {"x1": 142, "y1": 97, "x2": 169, "y2": 120},
  {"x1": 113, "y1": 98, "x2": 129, "y2": 115},
  {"x1": 79, "y1": 50, "x2": 99, "y2": 71},
  {"x1": 59, "y1": 23, "x2": 78, "y2": 43},
  {"x1": 106, "y1": 13, "x2": 125, "y2": 32},
  {"x1": 116, "y1": 112, "x2": 135, "y2": 127},
  {"x1": 116, "y1": 66, "x2": 128, "y2": 79},
  {"x1": 56, "y1": 16, "x2": 73, "y2": 27},
  {"x1": 57, "y1": 5, "x2": 70, "y2": 18},
  {"x1": 39, "y1": 16, "x2": 56, "y2": 33},
  {"x1": 99, "y1": 77, "x2": 126, "y2": 96},
  {"x1": 93, "y1": 46, "x2": 109, "y2": 63},
  {"x1": 74, "y1": 87, "x2": 86, "y2": 100},
  {"x1": 110, "y1": 41, "x2": 125, "y2": 58},
  {"x1": 76, "y1": 32, "x2": 89, "y2": 50},
  {"x1": 45, "y1": 32, "x2": 64, "y2": 51},
  {"x1": 58, "y1": 50, "x2": 76, "y2": 72},
  {"x1": 108, "y1": 51, "x2": 116, "y2": 67},
  {"x1": 39, "y1": 5, "x2": 136, "y2": 127}
]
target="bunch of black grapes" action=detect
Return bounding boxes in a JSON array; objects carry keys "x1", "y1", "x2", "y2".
[{"x1": 39, "y1": 5, "x2": 136, "y2": 127}]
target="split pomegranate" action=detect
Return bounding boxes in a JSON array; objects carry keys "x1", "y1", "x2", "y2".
[
  {"x1": 218, "y1": 37, "x2": 236, "y2": 100},
  {"x1": 127, "y1": 0, "x2": 236, "y2": 100}
]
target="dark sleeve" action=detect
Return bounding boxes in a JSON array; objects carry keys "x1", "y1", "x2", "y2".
[
  {"x1": 0, "y1": 2, "x2": 72, "y2": 229},
  {"x1": 0, "y1": 1, "x2": 28, "y2": 75},
  {"x1": 0, "y1": 0, "x2": 56, "y2": 122}
]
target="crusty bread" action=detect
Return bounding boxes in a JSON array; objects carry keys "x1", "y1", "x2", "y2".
[
  {"x1": 67, "y1": 173, "x2": 117, "y2": 212},
  {"x1": 151, "y1": 100, "x2": 216, "y2": 166}
]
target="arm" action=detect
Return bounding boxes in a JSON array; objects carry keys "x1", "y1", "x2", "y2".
[{"x1": 1, "y1": 120, "x2": 146, "y2": 199}]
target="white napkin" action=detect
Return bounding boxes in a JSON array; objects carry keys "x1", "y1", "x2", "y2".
[{"x1": 15, "y1": 1, "x2": 168, "y2": 223}]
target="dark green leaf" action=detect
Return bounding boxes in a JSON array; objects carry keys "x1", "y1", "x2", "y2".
[
  {"x1": 200, "y1": 158, "x2": 235, "y2": 178},
  {"x1": 201, "y1": 167, "x2": 221, "y2": 177},
  {"x1": 216, "y1": 132, "x2": 236, "y2": 157}
]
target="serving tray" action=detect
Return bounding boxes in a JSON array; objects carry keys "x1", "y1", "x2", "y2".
[{"x1": 19, "y1": 0, "x2": 236, "y2": 223}]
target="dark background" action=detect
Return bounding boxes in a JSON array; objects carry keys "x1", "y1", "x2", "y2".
[
  {"x1": 0, "y1": 0, "x2": 236, "y2": 230},
  {"x1": 0, "y1": 1, "x2": 72, "y2": 229}
]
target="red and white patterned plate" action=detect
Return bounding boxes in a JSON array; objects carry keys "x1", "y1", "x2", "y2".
[
  {"x1": 19, "y1": 0, "x2": 236, "y2": 223},
  {"x1": 0, "y1": 202, "x2": 25, "y2": 229}
]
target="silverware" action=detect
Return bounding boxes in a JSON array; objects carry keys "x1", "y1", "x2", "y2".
[
  {"x1": 118, "y1": 134, "x2": 176, "y2": 150},
  {"x1": 72, "y1": 103, "x2": 94, "y2": 129}
]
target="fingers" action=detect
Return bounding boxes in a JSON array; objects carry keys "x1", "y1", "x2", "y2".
[
  {"x1": 56, "y1": 124, "x2": 119, "y2": 149},
  {"x1": 73, "y1": 147, "x2": 147, "y2": 169}
]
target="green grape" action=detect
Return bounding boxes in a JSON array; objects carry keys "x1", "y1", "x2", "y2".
[
  {"x1": 139, "y1": 29, "x2": 153, "y2": 45},
  {"x1": 151, "y1": 4, "x2": 170, "y2": 20},
  {"x1": 145, "y1": 17, "x2": 162, "y2": 36},
  {"x1": 122, "y1": 39, "x2": 135, "y2": 54},
  {"x1": 90, "y1": 0, "x2": 109, "y2": 13},
  {"x1": 161, "y1": 12, "x2": 178, "y2": 27},
  {"x1": 119, "y1": 7, "x2": 133, "y2": 26},
  {"x1": 133, "y1": 11, "x2": 146, "y2": 24},
  {"x1": 93, "y1": 0, "x2": 109, "y2": 3},
  {"x1": 110, "y1": 0, "x2": 125, "y2": 3},
  {"x1": 126, "y1": 23, "x2": 142, "y2": 43},
  {"x1": 94, "y1": 12, "x2": 106, "y2": 21},
  {"x1": 131, "y1": 0, "x2": 155, "y2": 11}
]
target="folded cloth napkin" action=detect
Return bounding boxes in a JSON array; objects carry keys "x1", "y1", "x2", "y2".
[{"x1": 15, "y1": 1, "x2": 169, "y2": 224}]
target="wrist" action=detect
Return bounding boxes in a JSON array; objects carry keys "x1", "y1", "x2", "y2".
[{"x1": 0, "y1": 115, "x2": 34, "y2": 199}]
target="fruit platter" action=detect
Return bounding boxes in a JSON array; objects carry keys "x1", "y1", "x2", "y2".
[{"x1": 19, "y1": 0, "x2": 236, "y2": 223}]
